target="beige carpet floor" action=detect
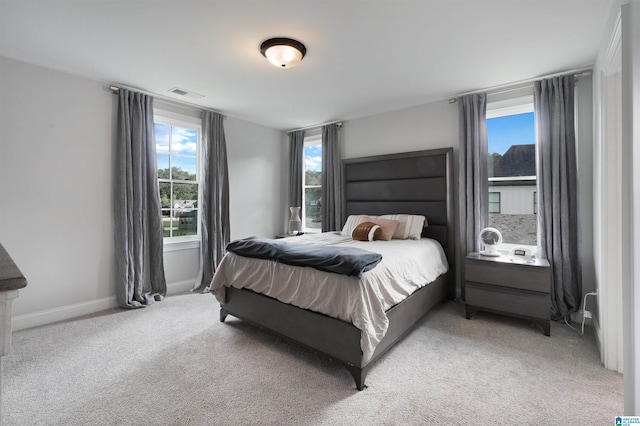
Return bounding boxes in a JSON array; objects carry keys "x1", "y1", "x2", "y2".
[{"x1": 3, "y1": 292, "x2": 623, "y2": 425}]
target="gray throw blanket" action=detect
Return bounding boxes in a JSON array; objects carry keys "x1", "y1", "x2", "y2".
[{"x1": 226, "y1": 236, "x2": 382, "y2": 278}]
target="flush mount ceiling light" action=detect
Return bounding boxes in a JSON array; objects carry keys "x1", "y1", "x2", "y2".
[{"x1": 260, "y1": 37, "x2": 307, "y2": 68}]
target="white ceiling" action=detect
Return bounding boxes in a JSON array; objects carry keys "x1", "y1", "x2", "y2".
[{"x1": 0, "y1": 0, "x2": 614, "y2": 130}]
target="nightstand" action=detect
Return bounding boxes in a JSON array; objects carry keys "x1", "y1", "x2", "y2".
[{"x1": 464, "y1": 252, "x2": 551, "y2": 336}]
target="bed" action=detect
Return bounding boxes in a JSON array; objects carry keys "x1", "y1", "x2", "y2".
[{"x1": 212, "y1": 148, "x2": 454, "y2": 390}]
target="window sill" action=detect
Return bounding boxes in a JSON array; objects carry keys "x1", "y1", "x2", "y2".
[{"x1": 163, "y1": 238, "x2": 200, "y2": 252}]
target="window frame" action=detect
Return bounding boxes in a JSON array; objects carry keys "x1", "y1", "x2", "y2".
[
  {"x1": 486, "y1": 95, "x2": 534, "y2": 120},
  {"x1": 154, "y1": 110, "x2": 202, "y2": 245},
  {"x1": 488, "y1": 191, "x2": 501, "y2": 213},
  {"x1": 486, "y1": 94, "x2": 538, "y2": 252}
]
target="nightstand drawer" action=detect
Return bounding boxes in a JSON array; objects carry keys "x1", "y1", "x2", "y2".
[
  {"x1": 465, "y1": 260, "x2": 550, "y2": 293},
  {"x1": 465, "y1": 281, "x2": 550, "y2": 319}
]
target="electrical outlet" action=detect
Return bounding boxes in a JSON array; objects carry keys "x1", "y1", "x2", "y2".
[{"x1": 584, "y1": 310, "x2": 592, "y2": 319}]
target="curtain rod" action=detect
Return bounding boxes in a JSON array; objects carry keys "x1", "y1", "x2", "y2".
[
  {"x1": 286, "y1": 120, "x2": 343, "y2": 135},
  {"x1": 109, "y1": 84, "x2": 226, "y2": 117},
  {"x1": 448, "y1": 67, "x2": 593, "y2": 104}
]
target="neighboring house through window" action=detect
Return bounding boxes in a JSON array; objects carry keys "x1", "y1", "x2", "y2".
[
  {"x1": 303, "y1": 132, "x2": 322, "y2": 232},
  {"x1": 486, "y1": 93, "x2": 538, "y2": 251},
  {"x1": 155, "y1": 112, "x2": 201, "y2": 241}
]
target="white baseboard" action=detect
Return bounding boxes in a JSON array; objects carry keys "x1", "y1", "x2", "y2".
[
  {"x1": 593, "y1": 314, "x2": 602, "y2": 355},
  {"x1": 569, "y1": 311, "x2": 602, "y2": 359},
  {"x1": 167, "y1": 279, "x2": 196, "y2": 295},
  {"x1": 12, "y1": 279, "x2": 196, "y2": 332},
  {"x1": 12, "y1": 295, "x2": 118, "y2": 332}
]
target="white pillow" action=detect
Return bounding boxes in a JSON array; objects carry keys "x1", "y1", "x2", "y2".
[
  {"x1": 341, "y1": 215, "x2": 368, "y2": 236},
  {"x1": 379, "y1": 214, "x2": 427, "y2": 239}
]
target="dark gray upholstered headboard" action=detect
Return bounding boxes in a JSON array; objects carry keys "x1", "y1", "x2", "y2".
[{"x1": 342, "y1": 148, "x2": 454, "y2": 269}]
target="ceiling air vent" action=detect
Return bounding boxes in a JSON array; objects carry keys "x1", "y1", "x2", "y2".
[{"x1": 168, "y1": 87, "x2": 204, "y2": 99}]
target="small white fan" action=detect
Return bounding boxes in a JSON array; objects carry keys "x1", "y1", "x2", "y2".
[{"x1": 479, "y1": 227, "x2": 502, "y2": 257}]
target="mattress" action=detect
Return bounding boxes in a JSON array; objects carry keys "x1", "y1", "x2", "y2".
[{"x1": 210, "y1": 232, "x2": 448, "y2": 361}]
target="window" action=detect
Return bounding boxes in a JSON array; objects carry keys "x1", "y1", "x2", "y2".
[
  {"x1": 489, "y1": 192, "x2": 501, "y2": 213},
  {"x1": 303, "y1": 133, "x2": 322, "y2": 232},
  {"x1": 155, "y1": 115, "x2": 201, "y2": 240},
  {"x1": 486, "y1": 95, "x2": 537, "y2": 249}
]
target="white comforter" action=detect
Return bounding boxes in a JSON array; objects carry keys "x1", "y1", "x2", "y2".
[{"x1": 210, "y1": 232, "x2": 448, "y2": 361}]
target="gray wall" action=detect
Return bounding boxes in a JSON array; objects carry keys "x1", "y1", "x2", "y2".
[
  {"x1": 225, "y1": 117, "x2": 286, "y2": 241},
  {"x1": 1, "y1": 56, "x2": 116, "y2": 326},
  {"x1": 575, "y1": 74, "x2": 596, "y2": 298},
  {"x1": 342, "y1": 100, "x2": 458, "y2": 160},
  {"x1": 0, "y1": 56, "x2": 284, "y2": 330}
]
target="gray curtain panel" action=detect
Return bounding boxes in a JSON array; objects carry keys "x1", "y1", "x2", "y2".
[
  {"x1": 534, "y1": 75, "x2": 581, "y2": 321},
  {"x1": 458, "y1": 93, "x2": 488, "y2": 299},
  {"x1": 321, "y1": 123, "x2": 343, "y2": 232},
  {"x1": 288, "y1": 130, "x2": 305, "y2": 209},
  {"x1": 458, "y1": 93, "x2": 489, "y2": 255},
  {"x1": 193, "y1": 110, "x2": 230, "y2": 293},
  {"x1": 114, "y1": 89, "x2": 167, "y2": 308}
]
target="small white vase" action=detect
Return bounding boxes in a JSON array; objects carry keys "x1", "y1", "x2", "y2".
[{"x1": 288, "y1": 206, "x2": 302, "y2": 235}]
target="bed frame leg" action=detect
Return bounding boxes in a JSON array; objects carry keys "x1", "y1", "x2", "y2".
[
  {"x1": 345, "y1": 365, "x2": 369, "y2": 391},
  {"x1": 220, "y1": 306, "x2": 229, "y2": 322}
]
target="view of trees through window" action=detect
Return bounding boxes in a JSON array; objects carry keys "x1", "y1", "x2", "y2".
[
  {"x1": 303, "y1": 141, "x2": 322, "y2": 232},
  {"x1": 155, "y1": 121, "x2": 199, "y2": 238},
  {"x1": 486, "y1": 111, "x2": 537, "y2": 248}
]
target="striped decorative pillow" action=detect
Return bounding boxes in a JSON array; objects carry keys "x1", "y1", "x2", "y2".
[
  {"x1": 341, "y1": 215, "x2": 368, "y2": 236},
  {"x1": 379, "y1": 214, "x2": 427, "y2": 239}
]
